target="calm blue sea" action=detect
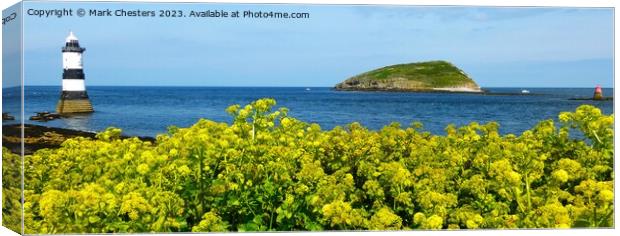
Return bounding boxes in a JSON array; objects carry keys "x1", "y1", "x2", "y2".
[{"x1": 2, "y1": 86, "x2": 614, "y2": 137}]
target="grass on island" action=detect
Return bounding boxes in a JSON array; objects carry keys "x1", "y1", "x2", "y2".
[{"x1": 350, "y1": 60, "x2": 477, "y2": 88}]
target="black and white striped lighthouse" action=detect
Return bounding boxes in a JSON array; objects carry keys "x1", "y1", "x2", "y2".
[{"x1": 56, "y1": 31, "x2": 94, "y2": 114}]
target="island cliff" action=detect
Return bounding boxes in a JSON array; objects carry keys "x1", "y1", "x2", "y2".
[{"x1": 335, "y1": 60, "x2": 483, "y2": 93}]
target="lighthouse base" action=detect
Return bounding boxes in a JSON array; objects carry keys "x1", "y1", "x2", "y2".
[{"x1": 56, "y1": 98, "x2": 94, "y2": 114}]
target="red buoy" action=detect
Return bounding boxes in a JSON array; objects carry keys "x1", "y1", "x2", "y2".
[{"x1": 593, "y1": 85, "x2": 603, "y2": 100}]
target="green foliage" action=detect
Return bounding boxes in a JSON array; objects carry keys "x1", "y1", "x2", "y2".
[
  {"x1": 350, "y1": 60, "x2": 476, "y2": 87},
  {"x1": 3, "y1": 100, "x2": 613, "y2": 233},
  {"x1": 2, "y1": 147, "x2": 21, "y2": 233},
  {"x1": 192, "y1": 211, "x2": 229, "y2": 232}
]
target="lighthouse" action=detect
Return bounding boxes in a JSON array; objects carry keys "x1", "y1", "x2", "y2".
[{"x1": 56, "y1": 31, "x2": 94, "y2": 114}]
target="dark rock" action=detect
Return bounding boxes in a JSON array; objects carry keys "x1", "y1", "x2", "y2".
[
  {"x1": 29, "y1": 112, "x2": 62, "y2": 122},
  {"x1": 2, "y1": 124, "x2": 155, "y2": 155},
  {"x1": 2, "y1": 113, "x2": 15, "y2": 121}
]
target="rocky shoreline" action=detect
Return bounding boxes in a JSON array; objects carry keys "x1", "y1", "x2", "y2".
[
  {"x1": 2, "y1": 124, "x2": 155, "y2": 155},
  {"x1": 335, "y1": 81, "x2": 484, "y2": 93}
]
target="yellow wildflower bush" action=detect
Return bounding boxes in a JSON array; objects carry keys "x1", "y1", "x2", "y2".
[{"x1": 1, "y1": 99, "x2": 613, "y2": 233}]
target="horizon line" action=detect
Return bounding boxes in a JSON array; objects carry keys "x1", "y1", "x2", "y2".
[{"x1": 5, "y1": 85, "x2": 615, "y2": 89}]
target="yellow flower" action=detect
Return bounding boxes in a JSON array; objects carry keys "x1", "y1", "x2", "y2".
[
  {"x1": 466, "y1": 220, "x2": 478, "y2": 229},
  {"x1": 558, "y1": 112, "x2": 571, "y2": 123},
  {"x1": 281, "y1": 117, "x2": 291, "y2": 127},
  {"x1": 177, "y1": 165, "x2": 191, "y2": 176},
  {"x1": 599, "y1": 189, "x2": 613, "y2": 203},
  {"x1": 123, "y1": 152, "x2": 134, "y2": 161},
  {"x1": 423, "y1": 215, "x2": 443, "y2": 229},
  {"x1": 169, "y1": 148, "x2": 178, "y2": 156},
  {"x1": 192, "y1": 211, "x2": 229, "y2": 232},
  {"x1": 552, "y1": 169, "x2": 569, "y2": 183},
  {"x1": 369, "y1": 207, "x2": 402, "y2": 230},
  {"x1": 413, "y1": 212, "x2": 426, "y2": 225},
  {"x1": 137, "y1": 164, "x2": 150, "y2": 175},
  {"x1": 507, "y1": 171, "x2": 522, "y2": 186}
]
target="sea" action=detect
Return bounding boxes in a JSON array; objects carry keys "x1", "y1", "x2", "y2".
[{"x1": 1, "y1": 86, "x2": 614, "y2": 137}]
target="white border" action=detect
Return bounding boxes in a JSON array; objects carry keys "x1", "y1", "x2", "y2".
[{"x1": 1, "y1": 0, "x2": 618, "y2": 236}]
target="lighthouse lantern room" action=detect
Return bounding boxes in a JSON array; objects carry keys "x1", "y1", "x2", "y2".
[{"x1": 56, "y1": 31, "x2": 94, "y2": 114}]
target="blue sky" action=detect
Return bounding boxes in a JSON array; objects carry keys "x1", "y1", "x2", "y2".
[
  {"x1": 2, "y1": 2, "x2": 21, "y2": 88},
  {"x1": 16, "y1": 2, "x2": 614, "y2": 87}
]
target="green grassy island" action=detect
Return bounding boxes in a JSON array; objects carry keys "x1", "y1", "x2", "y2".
[{"x1": 335, "y1": 60, "x2": 483, "y2": 93}]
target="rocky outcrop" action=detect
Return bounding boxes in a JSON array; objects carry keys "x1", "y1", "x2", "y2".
[{"x1": 2, "y1": 124, "x2": 155, "y2": 154}]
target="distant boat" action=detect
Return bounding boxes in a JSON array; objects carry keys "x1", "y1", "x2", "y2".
[
  {"x1": 306, "y1": 88, "x2": 311, "y2": 91},
  {"x1": 521, "y1": 89, "x2": 530, "y2": 94}
]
